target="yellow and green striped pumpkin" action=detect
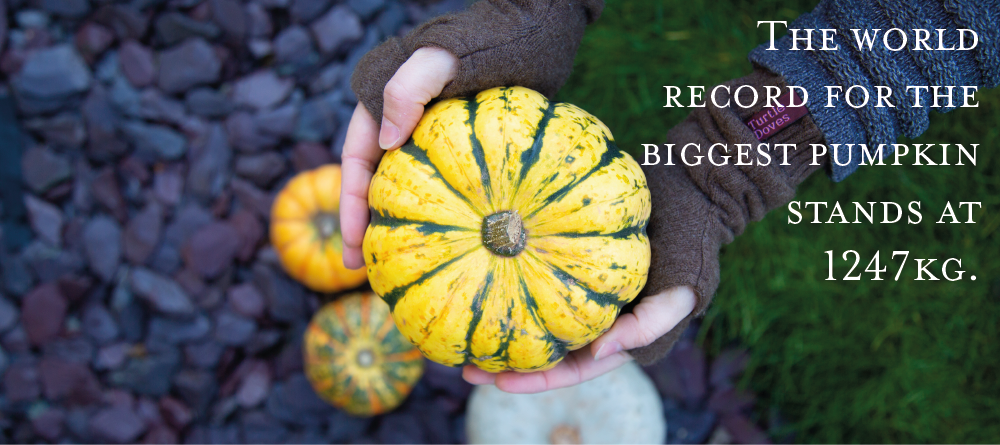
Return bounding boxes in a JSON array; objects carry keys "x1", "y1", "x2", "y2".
[
  {"x1": 303, "y1": 292, "x2": 425, "y2": 416},
  {"x1": 362, "y1": 86, "x2": 651, "y2": 372}
]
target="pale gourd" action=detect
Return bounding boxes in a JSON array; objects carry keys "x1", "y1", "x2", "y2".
[{"x1": 466, "y1": 361, "x2": 666, "y2": 444}]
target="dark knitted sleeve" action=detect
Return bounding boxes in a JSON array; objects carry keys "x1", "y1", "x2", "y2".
[
  {"x1": 627, "y1": 67, "x2": 829, "y2": 365},
  {"x1": 351, "y1": 0, "x2": 604, "y2": 123},
  {"x1": 749, "y1": 0, "x2": 1000, "y2": 181}
]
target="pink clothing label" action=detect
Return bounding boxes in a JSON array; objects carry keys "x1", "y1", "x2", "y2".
[{"x1": 745, "y1": 90, "x2": 808, "y2": 141}]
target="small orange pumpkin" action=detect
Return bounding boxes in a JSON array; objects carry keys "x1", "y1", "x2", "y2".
[{"x1": 270, "y1": 165, "x2": 367, "y2": 293}]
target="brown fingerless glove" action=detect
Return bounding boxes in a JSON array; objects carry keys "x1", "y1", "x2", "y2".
[
  {"x1": 350, "y1": 0, "x2": 604, "y2": 123},
  {"x1": 627, "y1": 67, "x2": 830, "y2": 365}
]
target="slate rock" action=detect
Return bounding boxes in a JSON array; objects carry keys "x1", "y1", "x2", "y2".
[
  {"x1": 122, "y1": 121, "x2": 187, "y2": 162},
  {"x1": 21, "y1": 145, "x2": 71, "y2": 194},
  {"x1": 310, "y1": 6, "x2": 362, "y2": 55},
  {"x1": 231, "y1": 178, "x2": 273, "y2": 218},
  {"x1": 82, "y1": 215, "x2": 122, "y2": 282},
  {"x1": 164, "y1": 204, "x2": 214, "y2": 247},
  {"x1": 266, "y1": 374, "x2": 332, "y2": 427},
  {"x1": 23, "y1": 112, "x2": 87, "y2": 149},
  {"x1": 155, "y1": 13, "x2": 221, "y2": 46},
  {"x1": 255, "y1": 102, "x2": 299, "y2": 139},
  {"x1": 231, "y1": 70, "x2": 294, "y2": 111},
  {"x1": 21, "y1": 283, "x2": 67, "y2": 346},
  {"x1": 289, "y1": 141, "x2": 332, "y2": 172},
  {"x1": 11, "y1": 44, "x2": 91, "y2": 114},
  {"x1": 423, "y1": 360, "x2": 473, "y2": 398},
  {"x1": 214, "y1": 310, "x2": 256, "y2": 346},
  {"x1": 246, "y1": 329, "x2": 283, "y2": 355},
  {"x1": 160, "y1": 396, "x2": 194, "y2": 430},
  {"x1": 124, "y1": 203, "x2": 163, "y2": 265},
  {"x1": 39, "y1": 357, "x2": 101, "y2": 402},
  {"x1": 43, "y1": 335, "x2": 96, "y2": 364},
  {"x1": 137, "y1": 89, "x2": 186, "y2": 124},
  {"x1": 40, "y1": 0, "x2": 90, "y2": 18},
  {"x1": 186, "y1": 123, "x2": 232, "y2": 202},
  {"x1": 235, "y1": 360, "x2": 270, "y2": 408},
  {"x1": 148, "y1": 314, "x2": 212, "y2": 347},
  {"x1": 308, "y1": 63, "x2": 343, "y2": 95},
  {"x1": 75, "y1": 22, "x2": 116, "y2": 62},
  {"x1": 295, "y1": 90, "x2": 342, "y2": 141},
  {"x1": 130, "y1": 268, "x2": 196, "y2": 317},
  {"x1": 119, "y1": 40, "x2": 156, "y2": 88},
  {"x1": 253, "y1": 264, "x2": 305, "y2": 323},
  {"x1": 24, "y1": 194, "x2": 63, "y2": 246},
  {"x1": 273, "y1": 25, "x2": 315, "y2": 65},
  {"x1": 0, "y1": 296, "x2": 18, "y2": 333},
  {"x1": 142, "y1": 423, "x2": 178, "y2": 444},
  {"x1": 82, "y1": 85, "x2": 129, "y2": 162},
  {"x1": 3, "y1": 359, "x2": 41, "y2": 402},
  {"x1": 95, "y1": 342, "x2": 130, "y2": 371},
  {"x1": 184, "y1": 340, "x2": 225, "y2": 369},
  {"x1": 185, "y1": 88, "x2": 233, "y2": 118},
  {"x1": 90, "y1": 406, "x2": 148, "y2": 443},
  {"x1": 174, "y1": 368, "x2": 219, "y2": 417},
  {"x1": 225, "y1": 111, "x2": 276, "y2": 152},
  {"x1": 31, "y1": 406, "x2": 66, "y2": 442},
  {"x1": 158, "y1": 38, "x2": 222, "y2": 94},
  {"x1": 2, "y1": 324, "x2": 30, "y2": 354},
  {"x1": 246, "y1": 3, "x2": 272, "y2": 38},
  {"x1": 229, "y1": 210, "x2": 263, "y2": 262},
  {"x1": 82, "y1": 304, "x2": 120, "y2": 344},
  {"x1": 210, "y1": 0, "x2": 247, "y2": 40},
  {"x1": 375, "y1": 2, "x2": 407, "y2": 37},
  {"x1": 110, "y1": 347, "x2": 182, "y2": 396},
  {"x1": 183, "y1": 222, "x2": 240, "y2": 279},
  {"x1": 378, "y1": 412, "x2": 426, "y2": 444},
  {"x1": 290, "y1": 0, "x2": 332, "y2": 23},
  {"x1": 91, "y1": 167, "x2": 127, "y2": 221},
  {"x1": 21, "y1": 240, "x2": 86, "y2": 283},
  {"x1": 348, "y1": 0, "x2": 386, "y2": 21},
  {"x1": 234, "y1": 152, "x2": 287, "y2": 187},
  {"x1": 153, "y1": 163, "x2": 185, "y2": 206},
  {"x1": 650, "y1": 339, "x2": 707, "y2": 408},
  {"x1": 327, "y1": 410, "x2": 372, "y2": 443},
  {"x1": 663, "y1": 402, "x2": 716, "y2": 444},
  {"x1": 227, "y1": 282, "x2": 265, "y2": 319},
  {"x1": 241, "y1": 410, "x2": 288, "y2": 443},
  {"x1": 1, "y1": 251, "x2": 35, "y2": 296}
]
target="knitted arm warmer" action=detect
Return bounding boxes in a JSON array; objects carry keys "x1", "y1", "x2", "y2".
[{"x1": 749, "y1": 0, "x2": 1000, "y2": 181}]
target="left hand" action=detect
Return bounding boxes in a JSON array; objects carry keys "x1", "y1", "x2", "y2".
[{"x1": 462, "y1": 286, "x2": 696, "y2": 393}]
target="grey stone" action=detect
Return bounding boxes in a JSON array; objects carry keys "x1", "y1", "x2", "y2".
[
  {"x1": 308, "y1": 63, "x2": 343, "y2": 95},
  {"x1": 231, "y1": 70, "x2": 294, "y2": 111},
  {"x1": 254, "y1": 103, "x2": 298, "y2": 139},
  {"x1": 82, "y1": 215, "x2": 122, "y2": 282},
  {"x1": 21, "y1": 145, "x2": 71, "y2": 194},
  {"x1": 94, "y1": 342, "x2": 130, "y2": 370},
  {"x1": 210, "y1": 0, "x2": 247, "y2": 40},
  {"x1": 89, "y1": 406, "x2": 147, "y2": 443},
  {"x1": 40, "y1": 0, "x2": 90, "y2": 18},
  {"x1": 109, "y1": 346, "x2": 181, "y2": 396},
  {"x1": 295, "y1": 90, "x2": 343, "y2": 142},
  {"x1": 214, "y1": 310, "x2": 256, "y2": 346},
  {"x1": 158, "y1": 38, "x2": 222, "y2": 94},
  {"x1": 22, "y1": 240, "x2": 85, "y2": 283},
  {"x1": 0, "y1": 296, "x2": 18, "y2": 333},
  {"x1": 22, "y1": 113, "x2": 87, "y2": 149},
  {"x1": 123, "y1": 203, "x2": 163, "y2": 265},
  {"x1": 185, "y1": 88, "x2": 233, "y2": 118},
  {"x1": 347, "y1": 0, "x2": 386, "y2": 21},
  {"x1": 186, "y1": 123, "x2": 232, "y2": 202},
  {"x1": 82, "y1": 304, "x2": 120, "y2": 344},
  {"x1": 173, "y1": 368, "x2": 218, "y2": 416},
  {"x1": 129, "y1": 268, "x2": 196, "y2": 317},
  {"x1": 375, "y1": 2, "x2": 408, "y2": 38},
  {"x1": 290, "y1": 0, "x2": 332, "y2": 23},
  {"x1": 20, "y1": 283, "x2": 67, "y2": 346},
  {"x1": 266, "y1": 374, "x2": 333, "y2": 427},
  {"x1": 155, "y1": 13, "x2": 221, "y2": 46},
  {"x1": 253, "y1": 265, "x2": 305, "y2": 323},
  {"x1": 234, "y1": 152, "x2": 287, "y2": 187},
  {"x1": 225, "y1": 111, "x2": 279, "y2": 152},
  {"x1": 11, "y1": 44, "x2": 91, "y2": 114},
  {"x1": 118, "y1": 40, "x2": 156, "y2": 88},
  {"x1": 310, "y1": 6, "x2": 362, "y2": 55},
  {"x1": 24, "y1": 195, "x2": 63, "y2": 246},
  {"x1": 147, "y1": 314, "x2": 211, "y2": 346},
  {"x1": 121, "y1": 120, "x2": 187, "y2": 161},
  {"x1": 241, "y1": 410, "x2": 288, "y2": 443},
  {"x1": 273, "y1": 25, "x2": 315, "y2": 65}
]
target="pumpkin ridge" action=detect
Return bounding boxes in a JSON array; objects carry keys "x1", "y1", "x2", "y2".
[
  {"x1": 380, "y1": 246, "x2": 479, "y2": 309},
  {"x1": 368, "y1": 208, "x2": 473, "y2": 235},
  {"x1": 547, "y1": 265, "x2": 623, "y2": 309},
  {"x1": 374, "y1": 314, "x2": 396, "y2": 341},
  {"x1": 514, "y1": 100, "x2": 557, "y2": 194},
  {"x1": 537, "y1": 223, "x2": 647, "y2": 240},
  {"x1": 524, "y1": 183, "x2": 648, "y2": 233},
  {"x1": 517, "y1": 273, "x2": 572, "y2": 359},
  {"x1": 461, "y1": 270, "x2": 494, "y2": 364},
  {"x1": 464, "y1": 96, "x2": 494, "y2": 205},
  {"x1": 518, "y1": 250, "x2": 595, "y2": 336},
  {"x1": 398, "y1": 141, "x2": 483, "y2": 217},
  {"x1": 524, "y1": 139, "x2": 625, "y2": 219}
]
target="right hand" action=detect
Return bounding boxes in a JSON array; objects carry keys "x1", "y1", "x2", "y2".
[{"x1": 339, "y1": 47, "x2": 458, "y2": 269}]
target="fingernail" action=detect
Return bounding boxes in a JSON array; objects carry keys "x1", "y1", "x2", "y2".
[
  {"x1": 593, "y1": 341, "x2": 623, "y2": 361},
  {"x1": 379, "y1": 117, "x2": 400, "y2": 149}
]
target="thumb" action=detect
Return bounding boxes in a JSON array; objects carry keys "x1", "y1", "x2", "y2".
[
  {"x1": 379, "y1": 47, "x2": 458, "y2": 150},
  {"x1": 591, "y1": 286, "x2": 697, "y2": 360}
]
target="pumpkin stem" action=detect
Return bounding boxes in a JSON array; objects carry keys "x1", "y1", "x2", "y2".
[
  {"x1": 356, "y1": 349, "x2": 375, "y2": 368},
  {"x1": 314, "y1": 213, "x2": 339, "y2": 241},
  {"x1": 549, "y1": 424, "x2": 582, "y2": 444},
  {"x1": 482, "y1": 210, "x2": 527, "y2": 257}
]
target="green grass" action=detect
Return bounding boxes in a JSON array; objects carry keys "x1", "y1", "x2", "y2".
[{"x1": 557, "y1": 0, "x2": 1000, "y2": 442}]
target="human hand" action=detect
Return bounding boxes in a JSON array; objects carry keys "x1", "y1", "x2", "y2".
[
  {"x1": 462, "y1": 286, "x2": 696, "y2": 393},
  {"x1": 340, "y1": 47, "x2": 458, "y2": 269}
]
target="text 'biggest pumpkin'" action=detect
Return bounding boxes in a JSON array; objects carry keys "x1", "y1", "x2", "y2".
[{"x1": 363, "y1": 87, "x2": 651, "y2": 372}]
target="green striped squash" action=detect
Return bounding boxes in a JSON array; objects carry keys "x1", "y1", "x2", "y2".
[
  {"x1": 303, "y1": 292, "x2": 424, "y2": 416},
  {"x1": 363, "y1": 86, "x2": 651, "y2": 372}
]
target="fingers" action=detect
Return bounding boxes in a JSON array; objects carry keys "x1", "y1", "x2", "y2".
[
  {"x1": 379, "y1": 47, "x2": 458, "y2": 149},
  {"x1": 340, "y1": 103, "x2": 382, "y2": 269},
  {"x1": 591, "y1": 286, "x2": 697, "y2": 360},
  {"x1": 490, "y1": 349, "x2": 633, "y2": 394}
]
